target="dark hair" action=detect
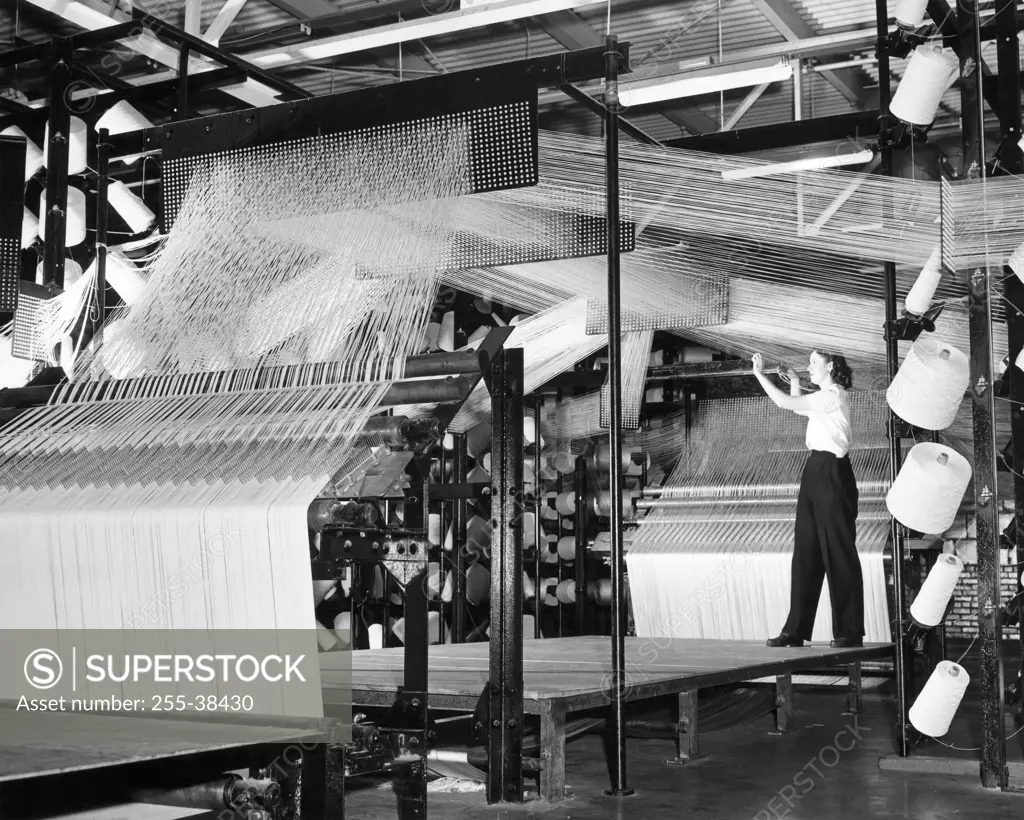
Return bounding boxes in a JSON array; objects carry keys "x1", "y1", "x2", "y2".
[{"x1": 815, "y1": 350, "x2": 853, "y2": 389}]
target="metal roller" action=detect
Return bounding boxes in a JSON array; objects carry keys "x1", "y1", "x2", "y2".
[{"x1": 131, "y1": 775, "x2": 280, "y2": 811}]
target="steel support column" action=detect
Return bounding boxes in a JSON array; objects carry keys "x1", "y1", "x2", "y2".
[
  {"x1": 958, "y1": 0, "x2": 1008, "y2": 790},
  {"x1": 994, "y1": 0, "x2": 1024, "y2": 720},
  {"x1": 487, "y1": 347, "x2": 524, "y2": 804},
  {"x1": 534, "y1": 394, "x2": 544, "y2": 639},
  {"x1": 603, "y1": 34, "x2": 633, "y2": 799},
  {"x1": 94, "y1": 128, "x2": 110, "y2": 340},
  {"x1": 876, "y1": 0, "x2": 912, "y2": 757},
  {"x1": 451, "y1": 433, "x2": 468, "y2": 643},
  {"x1": 42, "y1": 49, "x2": 71, "y2": 290}
]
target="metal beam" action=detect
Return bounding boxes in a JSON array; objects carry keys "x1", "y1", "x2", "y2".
[
  {"x1": 723, "y1": 82, "x2": 770, "y2": 131},
  {"x1": 666, "y1": 109, "x2": 880, "y2": 152},
  {"x1": 263, "y1": 0, "x2": 337, "y2": 19},
  {"x1": 23, "y1": 0, "x2": 286, "y2": 107},
  {"x1": 184, "y1": 0, "x2": 202, "y2": 36},
  {"x1": 204, "y1": 0, "x2": 249, "y2": 46},
  {"x1": 750, "y1": 0, "x2": 872, "y2": 107},
  {"x1": 958, "y1": 0, "x2": 1008, "y2": 790},
  {"x1": 532, "y1": 9, "x2": 604, "y2": 50}
]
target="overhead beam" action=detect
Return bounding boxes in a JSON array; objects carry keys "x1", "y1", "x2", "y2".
[
  {"x1": 750, "y1": 0, "x2": 872, "y2": 107},
  {"x1": 722, "y1": 82, "x2": 771, "y2": 131},
  {"x1": 245, "y1": 0, "x2": 608, "y2": 67},
  {"x1": 263, "y1": 0, "x2": 337, "y2": 18},
  {"x1": 184, "y1": 0, "x2": 202, "y2": 36},
  {"x1": 665, "y1": 109, "x2": 880, "y2": 152},
  {"x1": 203, "y1": 0, "x2": 249, "y2": 46},
  {"x1": 23, "y1": 0, "x2": 287, "y2": 107}
]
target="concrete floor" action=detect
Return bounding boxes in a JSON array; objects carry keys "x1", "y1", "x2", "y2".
[{"x1": 346, "y1": 686, "x2": 1024, "y2": 819}]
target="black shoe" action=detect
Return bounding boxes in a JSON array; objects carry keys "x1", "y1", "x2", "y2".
[
  {"x1": 830, "y1": 637, "x2": 863, "y2": 648},
  {"x1": 766, "y1": 632, "x2": 804, "y2": 648}
]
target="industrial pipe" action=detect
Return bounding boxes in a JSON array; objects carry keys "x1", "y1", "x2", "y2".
[{"x1": 131, "y1": 775, "x2": 280, "y2": 811}]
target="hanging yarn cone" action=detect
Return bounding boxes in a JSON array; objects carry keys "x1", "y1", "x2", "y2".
[
  {"x1": 588, "y1": 578, "x2": 612, "y2": 606},
  {"x1": 467, "y1": 514, "x2": 491, "y2": 556},
  {"x1": 887, "y1": 443, "x2": 972, "y2": 534},
  {"x1": 910, "y1": 554, "x2": 964, "y2": 627},
  {"x1": 437, "y1": 310, "x2": 456, "y2": 352},
  {"x1": 39, "y1": 186, "x2": 87, "y2": 246},
  {"x1": 317, "y1": 622, "x2": 339, "y2": 651},
  {"x1": 108, "y1": 180, "x2": 156, "y2": 235},
  {"x1": 426, "y1": 562, "x2": 445, "y2": 600},
  {"x1": 96, "y1": 100, "x2": 154, "y2": 136},
  {"x1": 541, "y1": 535, "x2": 559, "y2": 563},
  {"x1": 466, "y1": 561, "x2": 490, "y2": 605},
  {"x1": 909, "y1": 661, "x2": 969, "y2": 737},
  {"x1": 522, "y1": 572, "x2": 535, "y2": 600},
  {"x1": 428, "y1": 514, "x2": 442, "y2": 546},
  {"x1": 424, "y1": 321, "x2": 441, "y2": 351},
  {"x1": 467, "y1": 324, "x2": 490, "y2": 344},
  {"x1": 523, "y1": 511, "x2": 536, "y2": 548},
  {"x1": 523, "y1": 416, "x2": 544, "y2": 447},
  {"x1": 465, "y1": 421, "x2": 491, "y2": 459},
  {"x1": 556, "y1": 579, "x2": 576, "y2": 604},
  {"x1": 557, "y1": 535, "x2": 576, "y2": 562},
  {"x1": 474, "y1": 296, "x2": 492, "y2": 313},
  {"x1": 541, "y1": 577, "x2": 559, "y2": 606},
  {"x1": 36, "y1": 258, "x2": 82, "y2": 289},
  {"x1": 367, "y1": 623, "x2": 384, "y2": 649},
  {"x1": 1, "y1": 125, "x2": 44, "y2": 182},
  {"x1": 894, "y1": 0, "x2": 929, "y2": 27},
  {"x1": 904, "y1": 247, "x2": 943, "y2": 316},
  {"x1": 890, "y1": 45, "x2": 959, "y2": 126},
  {"x1": 43, "y1": 116, "x2": 88, "y2": 175},
  {"x1": 887, "y1": 337, "x2": 968, "y2": 430},
  {"x1": 21, "y1": 208, "x2": 38, "y2": 249},
  {"x1": 555, "y1": 490, "x2": 575, "y2": 516}
]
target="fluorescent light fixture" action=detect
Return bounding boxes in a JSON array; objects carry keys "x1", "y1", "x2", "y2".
[
  {"x1": 251, "y1": 52, "x2": 293, "y2": 68},
  {"x1": 618, "y1": 58, "x2": 793, "y2": 108},
  {"x1": 721, "y1": 149, "x2": 875, "y2": 180},
  {"x1": 247, "y1": 0, "x2": 606, "y2": 67}
]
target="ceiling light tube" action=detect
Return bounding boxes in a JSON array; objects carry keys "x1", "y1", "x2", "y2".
[
  {"x1": 248, "y1": 0, "x2": 606, "y2": 67},
  {"x1": 720, "y1": 149, "x2": 875, "y2": 180},
  {"x1": 618, "y1": 58, "x2": 793, "y2": 107}
]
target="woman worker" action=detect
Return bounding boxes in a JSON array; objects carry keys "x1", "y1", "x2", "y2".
[{"x1": 751, "y1": 350, "x2": 863, "y2": 649}]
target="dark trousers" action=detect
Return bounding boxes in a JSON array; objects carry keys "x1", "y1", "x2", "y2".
[{"x1": 783, "y1": 450, "x2": 864, "y2": 641}]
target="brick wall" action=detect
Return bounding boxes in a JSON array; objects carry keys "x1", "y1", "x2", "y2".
[{"x1": 932, "y1": 507, "x2": 1020, "y2": 639}]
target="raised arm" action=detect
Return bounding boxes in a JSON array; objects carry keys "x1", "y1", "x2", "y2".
[{"x1": 752, "y1": 354, "x2": 814, "y2": 412}]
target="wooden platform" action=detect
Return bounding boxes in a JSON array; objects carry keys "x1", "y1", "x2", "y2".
[{"x1": 331, "y1": 636, "x2": 893, "y2": 802}]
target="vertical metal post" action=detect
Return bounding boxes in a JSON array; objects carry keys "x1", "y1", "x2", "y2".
[
  {"x1": 875, "y1": 0, "x2": 911, "y2": 757},
  {"x1": 958, "y1": 0, "x2": 1008, "y2": 790},
  {"x1": 42, "y1": 47, "x2": 71, "y2": 290},
  {"x1": 534, "y1": 395, "x2": 544, "y2": 639},
  {"x1": 94, "y1": 128, "x2": 110, "y2": 340},
  {"x1": 603, "y1": 34, "x2": 632, "y2": 798},
  {"x1": 994, "y1": 0, "x2": 1024, "y2": 722},
  {"x1": 451, "y1": 433, "x2": 468, "y2": 643},
  {"x1": 574, "y1": 455, "x2": 589, "y2": 634},
  {"x1": 487, "y1": 348, "x2": 524, "y2": 804}
]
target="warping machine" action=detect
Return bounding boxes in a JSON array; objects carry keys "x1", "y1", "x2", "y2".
[{"x1": 0, "y1": 23, "x2": 644, "y2": 819}]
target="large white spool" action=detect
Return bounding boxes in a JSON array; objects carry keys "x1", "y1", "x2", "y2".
[
  {"x1": 890, "y1": 46, "x2": 959, "y2": 126},
  {"x1": 36, "y1": 258, "x2": 82, "y2": 289},
  {"x1": 367, "y1": 623, "x2": 385, "y2": 650},
  {"x1": 894, "y1": 0, "x2": 929, "y2": 27},
  {"x1": 909, "y1": 661, "x2": 969, "y2": 737},
  {"x1": 555, "y1": 491, "x2": 575, "y2": 516},
  {"x1": 103, "y1": 253, "x2": 148, "y2": 307},
  {"x1": 108, "y1": 180, "x2": 156, "y2": 235},
  {"x1": 21, "y1": 208, "x2": 38, "y2": 249},
  {"x1": 96, "y1": 100, "x2": 154, "y2": 135},
  {"x1": 43, "y1": 116, "x2": 88, "y2": 175},
  {"x1": 904, "y1": 247, "x2": 942, "y2": 316},
  {"x1": 437, "y1": 311, "x2": 455, "y2": 352},
  {"x1": 1, "y1": 125, "x2": 44, "y2": 182},
  {"x1": 556, "y1": 580, "x2": 576, "y2": 604},
  {"x1": 557, "y1": 535, "x2": 576, "y2": 562},
  {"x1": 886, "y1": 443, "x2": 972, "y2": 535},
  {"x1": 887, "y1": 337, "x2": 968, "y2": 431},
  {"x1": 39, "y1": 186, "x2": 87, "y2": 247},
  {"x1": 910, "y1": 553, "x2": 964, "y2": 627}
]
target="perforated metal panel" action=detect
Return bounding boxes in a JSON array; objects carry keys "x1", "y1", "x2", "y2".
[
  {"x1": 0, "y1": 237, "x2": 18, "y2": 312},
  {"x1": 12, "y1": 282, "x2": 56, "y2": 362},
  {"x1": 163, "y1": 100, "x2": 538, "y2": 232}
]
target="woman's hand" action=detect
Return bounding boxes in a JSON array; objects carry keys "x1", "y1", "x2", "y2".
[
  {"x1": 752, "y1": 353, "x2": 764, "y2": 375},
  {"x1": 784, "y1": 366, "x2": 800, "y2": 383}
]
